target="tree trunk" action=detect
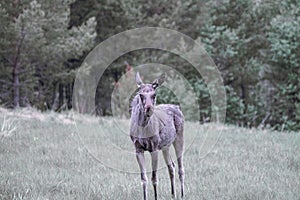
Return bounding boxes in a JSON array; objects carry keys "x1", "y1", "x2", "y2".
[
  {"x1": 59, "y1": 83, "x2": 64, "y2": 109},
  {"x1": 12, "y1": 35, "x2": 25, "y2": 108},
  {"x1": 240, "y1": 82, "x2": 249, "y2": 126},
  {"x1": 12, "y1": 62, "x2": 20, "y2": 108},
  {"x1": 66, "y1": 83, "x2": 72, "y2": 109},
  {"x1": 51, "y1": 83, "x2": 59, "y2": 111}
]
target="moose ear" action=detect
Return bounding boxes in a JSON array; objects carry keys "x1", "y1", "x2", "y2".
[
  {"x1": 152, "y1": 73, "x2": 166, "y2": 89},
  {"x1": 135, "y1": 72, "x2": 144, "y2": 88}
]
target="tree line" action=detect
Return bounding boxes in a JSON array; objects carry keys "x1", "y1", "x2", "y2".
[{"x1": 0, "y1": 0, "x2": 299, "y2": 131}]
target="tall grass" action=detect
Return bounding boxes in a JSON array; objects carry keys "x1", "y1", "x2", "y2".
[{"x1": 0, "y1": 108, "x2": 299, "y2": 199}]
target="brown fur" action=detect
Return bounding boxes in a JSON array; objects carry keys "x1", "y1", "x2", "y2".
[{"x1": 130, "y1": 73, "x2": 185, "y2": 200}]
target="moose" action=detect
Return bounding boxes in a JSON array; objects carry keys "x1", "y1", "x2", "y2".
[{"x1": 130, "y1": 72, "x2": 185, "y2": 200}]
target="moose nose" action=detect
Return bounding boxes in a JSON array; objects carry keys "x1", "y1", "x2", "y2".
[
  {"x1": 144, "y1": 105, "x2": 152, "y2": 113},
  {"x1": 144, "y1": 105, "x2": 150, "y2": 112}
]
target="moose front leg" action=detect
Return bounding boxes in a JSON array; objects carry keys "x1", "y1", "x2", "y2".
[
  {"x1": 136, "y1": 151, "x2": 148, "y2": 200},
  {"x1": 151, "y1": 151, "x2": 159, "y2": 200}
]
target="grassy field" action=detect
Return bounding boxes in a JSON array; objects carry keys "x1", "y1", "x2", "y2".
[{"x1": 0, "y1": 108, "x2": 299, "y2": 200}]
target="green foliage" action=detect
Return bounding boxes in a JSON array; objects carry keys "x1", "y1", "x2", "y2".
[
  {"x1": 266, "y1": 1, "x2": 300, "y2": 130},
  {"x1": 191, "y1": 79, "x2": 211, "y2": 122},
  {"x1": 0, "y1": 0, "x2": 96, "y2": 109},
  {"x1": 199, "y1": 0, "x2": 299, "y2": 130},
  {"x1": 224, "y1": 86, "x2": 244, "y2": 124}
]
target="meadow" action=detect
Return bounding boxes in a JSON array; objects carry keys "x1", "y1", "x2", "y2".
[{"x1": 0, "y1": 108, "x2": 299, "y2": 199}]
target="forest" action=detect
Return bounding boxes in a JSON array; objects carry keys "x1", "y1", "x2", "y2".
[{"x1": 0, "y1": 0, "x2": 299, "y2": 131}]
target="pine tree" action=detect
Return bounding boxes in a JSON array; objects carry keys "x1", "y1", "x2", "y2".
[{"x1": 0, "y1": 0, "x2": 97, "y2": 109}]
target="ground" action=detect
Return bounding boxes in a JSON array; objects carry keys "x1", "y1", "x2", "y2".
[{"x1": 0, "y1": 108, "x2": 299, "y2": 199}]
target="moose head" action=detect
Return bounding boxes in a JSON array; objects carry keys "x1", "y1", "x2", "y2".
[{"x1": 135, "y1": 72, "x2": 166, "y2": 117}]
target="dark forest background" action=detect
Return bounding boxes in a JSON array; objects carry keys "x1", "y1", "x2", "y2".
[{"x1": 0, "y1": 0, "x2": 299, "y2": 131}]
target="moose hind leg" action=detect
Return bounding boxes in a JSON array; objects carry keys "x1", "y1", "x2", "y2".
[
  {"x1": 136, "y1": 152, "x2": 148, "y2": 200},
  {"x1": 173, "y1": 138, "x2": 185, "y2": 198},
  {"x1": 177, "y1": 154, "x2": 184, "y2": 198},
  {"x1": 151, "y1": 151, "x2": 159, "y2": 200},
  {"x1": 162, "y1": 148, "x2": 176, "y2": 198}
]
